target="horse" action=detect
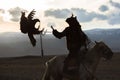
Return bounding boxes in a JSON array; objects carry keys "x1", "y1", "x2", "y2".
[{"x1": 42, "y1": 41, "x2": 113, "y2": 80}]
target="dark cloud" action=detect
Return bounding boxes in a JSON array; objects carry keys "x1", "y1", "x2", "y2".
[
  {"x1": 44, "y1": 9, "x2": 71, "y2": 18},
  {"x1": 0, "y1": 9, "x2": 5, "y2": 14},
  {"x1": 108, "y1": 0, "x2": 120, "y2": 25},
  {"x1": 108, "y1": 13, "x2": 120, "y2": 25},
  {"x1": 109, "y1": 0, "x2": 120, "y2": 9},
  {"x1": 44, "y1": 7, "x2": 120, "y2": 25},
  {"x1": 44, "y1": 8, "x2": 107, "y2": 23},
  {"x1": 71, "y1": 8, "x2": 107, "y2": 22},
  {"x1": 8, "y1": 7, "x2": 25, "y2": 22},
  {"x1": 99, "y1": 5, "x2": 109, "y2": 12},
  {"x1": 97, "y1": 0, "x2": 120, "y2": 25},
  {"x1": 0, "y1": 9, "x2": 5, "y2": 23}
]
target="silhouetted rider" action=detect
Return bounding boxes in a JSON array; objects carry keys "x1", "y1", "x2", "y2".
[{"x1": 51, "y1": 15, "x2": 90, "y2": 74}]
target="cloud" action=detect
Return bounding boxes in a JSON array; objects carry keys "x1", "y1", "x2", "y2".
[
  {"x1": 108, "y1": 13, "x2": 120, "y2": 25},
  {"x1": 44, "y1": 8, "x2": 107, "y2": 23},
  {"x1": 106, "y1": 0, "x2": 120, "y2": 25},
  {"x1": 0, "y1": 9, "x2": 5, "y2": 14},
  {"x1": 47, "y1": 22, "x2": 56, "y2": 27},
  {"x1": 99, "y1": 5, "x2": 109, "y2": 12},
  {"x1": 0, "y1": 9, "x2": 5, "y2": 23},
  {"x1": 71, "y1": 8, "x2": 107, "y2": 22},
  {"x1": 109, "y1": 0, "x2": 120, "y2": 9},
  {"x1": 44, "y1": 7, "x2": 120, "y2": 25},
  {"x1": 44, "y1": 9, "x2": 71, "y2": 18},
  {"x1": 8, "y1": 7, "x2": 24, "y2": 22}
]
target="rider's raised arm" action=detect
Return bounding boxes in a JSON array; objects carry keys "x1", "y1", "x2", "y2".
[{"x1": 52, "y1": 27, "x2": 68, "y2": 39}]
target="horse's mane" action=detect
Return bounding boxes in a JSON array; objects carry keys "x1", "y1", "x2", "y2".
[
  {"x1": 85, "y1": 41, "x2": 113, "y2": 62},
  {"x1": 92, "y1": 41, "x2": 109, "y2": 51}
]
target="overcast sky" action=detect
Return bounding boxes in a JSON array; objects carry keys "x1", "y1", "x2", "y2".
[{"x1": 0, "y1": 0, "x2": 120, "y2": 32}]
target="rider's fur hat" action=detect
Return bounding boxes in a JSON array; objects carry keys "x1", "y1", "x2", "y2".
[{"x1": 66, "y1": 14, "x2": 81, "y2": 27}]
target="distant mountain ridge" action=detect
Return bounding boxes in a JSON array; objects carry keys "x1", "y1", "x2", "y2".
[{"x1": 0, "y1": 28, "x2": 120, "y2": 57}]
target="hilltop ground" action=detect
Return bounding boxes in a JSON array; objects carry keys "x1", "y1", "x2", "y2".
[{"x1": 0, "y1": 53, "x2": 119, "y2": 80}]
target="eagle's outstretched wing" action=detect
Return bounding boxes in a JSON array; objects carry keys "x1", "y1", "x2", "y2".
[{"x1": 27, "y1": 9, "x2": 36, "y2": 20}]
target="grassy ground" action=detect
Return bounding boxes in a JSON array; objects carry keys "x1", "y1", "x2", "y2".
[
  {"x1": 0, "y1": 55, "x2": 54, "y2": 80},
  {"x1": 0, "y1": 53, "x2": 119, "y2": 80}
]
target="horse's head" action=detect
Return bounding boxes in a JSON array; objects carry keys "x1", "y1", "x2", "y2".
[{"x1": 94, "y1": 41, "x2": 113, "y2": 60}]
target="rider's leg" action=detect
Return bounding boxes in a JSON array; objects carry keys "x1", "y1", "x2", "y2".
[{"x1": 63, "y1": 49, "x2": 80, "y2": 73}]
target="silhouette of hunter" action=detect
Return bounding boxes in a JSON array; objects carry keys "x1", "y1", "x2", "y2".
[
  {"x1": 20, "y1": 9, "x2": 43, "y2": 46},
  {"x1": 51, "y1": 14, "x2": 90, "y2": 74}
]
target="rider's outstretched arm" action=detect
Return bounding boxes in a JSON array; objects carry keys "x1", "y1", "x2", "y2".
[{"x1": 51, "y1": 26, "x2": 66, "y2": 39}]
